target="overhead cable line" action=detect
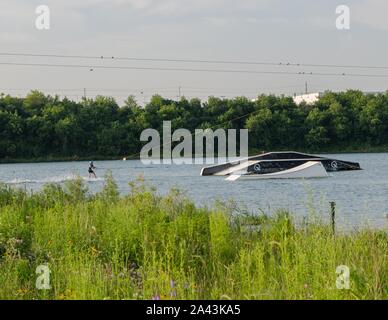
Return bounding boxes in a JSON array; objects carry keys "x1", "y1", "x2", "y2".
[
  {"x1": 1, "y1": 52, "x2": 388, "y2": 70},
  {"x1": 1, "y1": 62, "x2": 388, "y2": 78}
]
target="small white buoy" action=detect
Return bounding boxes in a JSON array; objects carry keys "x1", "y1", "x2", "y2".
[{"x1": 123, "y1": 157, "x2": 127, "y2": 161}]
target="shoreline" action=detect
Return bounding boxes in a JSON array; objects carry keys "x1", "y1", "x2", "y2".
[{"x1": 1, "y1": 147, "x2": 388, "y2": 164}]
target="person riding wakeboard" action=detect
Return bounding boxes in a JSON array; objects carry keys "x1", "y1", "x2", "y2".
[{"x1": 88, "y1": 161, "x2": 97, "y2": 178}]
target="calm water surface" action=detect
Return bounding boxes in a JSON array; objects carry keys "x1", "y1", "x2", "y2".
[{"x1": 1, "y1": 153, "x2": 387, "y2": 230}]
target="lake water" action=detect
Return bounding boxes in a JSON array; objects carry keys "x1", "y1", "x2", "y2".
[{"x1": 1, "y1": 153, "x2": 387, "y2": 230}]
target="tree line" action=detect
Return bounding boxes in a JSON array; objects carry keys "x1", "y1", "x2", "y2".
[{"x1": 0, "y1": 89, "x2": 387, "y2": 161}]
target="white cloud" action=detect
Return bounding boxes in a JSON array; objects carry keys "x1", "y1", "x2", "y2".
[
  {"x1": 0, "y1": 32, "x2": 37, "y2": 44},
  {"x1": 47, "y1": 0, "x2": 272, "y2": 16},
  {"x1": 352, "y1": 0, "x2": 388, "y2": 30}
]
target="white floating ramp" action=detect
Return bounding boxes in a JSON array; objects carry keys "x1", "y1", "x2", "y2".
[
  {"x1": 200, "y1": 151, "x2": 361, "y2": 176},
  {"x1": 226, "y1": 161, "x2": 328, "y2": 181}
]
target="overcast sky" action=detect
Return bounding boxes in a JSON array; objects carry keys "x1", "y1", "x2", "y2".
[{"x1": 0, "y1": 0, "x2": 387, "y2": 104}]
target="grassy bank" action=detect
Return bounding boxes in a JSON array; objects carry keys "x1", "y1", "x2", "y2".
[{"x1": 0, "y1": 176, "x2": 386, "y2": 300}]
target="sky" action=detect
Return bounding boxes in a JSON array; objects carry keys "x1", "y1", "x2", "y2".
[{"x1": 0, "y1": 0, "x2": 388, "y2": 104}]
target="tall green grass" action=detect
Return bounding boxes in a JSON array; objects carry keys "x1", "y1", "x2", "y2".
[{"x1": 0, "y1": 175, "x2": 386, "y2": 300}]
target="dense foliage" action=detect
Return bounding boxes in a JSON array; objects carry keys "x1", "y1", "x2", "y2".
[
  {"x1": 0, "y1": 177, "x2": 386, "y2": 299},
  {"x1": 1, "y1": 90, "x2": 388, "y2": 160}
]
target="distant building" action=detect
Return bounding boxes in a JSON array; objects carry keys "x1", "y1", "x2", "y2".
[
  {"x1": 293, "y1": 90, "x2": 385, "y2": 105},
  {"x1": 251, "y1": 90, "x2": 385, "y2": 106},
  {"x1": 293, "y1": 92, "x2": 322, "y2": 105}
]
